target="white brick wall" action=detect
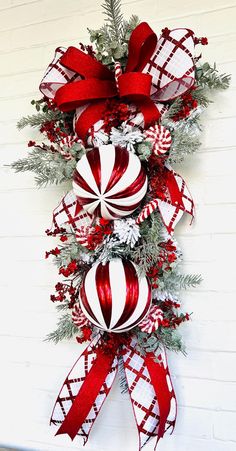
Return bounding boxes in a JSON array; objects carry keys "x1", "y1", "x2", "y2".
[{"x1": 0, "y1": 1, "x2": 236, "y2": 450}]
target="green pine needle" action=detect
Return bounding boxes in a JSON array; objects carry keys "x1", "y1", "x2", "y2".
[
  {"x1": 45, "y1": 313, "x2": 79, "y2": 344},
  {"x1": 102, "y1": 0, "x2": 124, "y2": 41}
]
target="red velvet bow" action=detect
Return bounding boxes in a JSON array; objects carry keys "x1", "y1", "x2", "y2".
[{"x1": 54, "y1": 22, "x2": 160, "y2": 141}]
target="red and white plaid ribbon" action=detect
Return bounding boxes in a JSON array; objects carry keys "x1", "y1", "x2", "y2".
[
  {"x1": 146, "y1": 28, "x2": 195, "y2": 101},
  {"x1": 123, "y1": 340, "x2": 177, "y2": 449},
  {"x1": 51, "y1": 336, "x2": 176, "y2": 449},
  {"x1": 40, "y1": 47, "x2": 81, "y2": 99},
  {"x1": 51, "y1": 190, "x2": 93, "y2": 234},
  {"x1": 51, "y1": 336, "x2": 118, "y2": 443},
  {"x1": 40, "y1": 26, "x2": 195, "y2": 143},
  {"x1": 136, "y1": 165, "x2": 194, "y2": 234}
]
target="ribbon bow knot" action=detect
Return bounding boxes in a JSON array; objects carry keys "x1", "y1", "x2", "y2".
[{"x1": 40, "y1": 23, "x2": 196, "y2": 142}]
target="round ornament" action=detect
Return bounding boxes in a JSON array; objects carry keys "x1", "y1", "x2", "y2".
[
  {"x1": 72, "y1": 144, "x2": 148, "y2": 220},
  {"x1": 79, "y1": 258, "x2": 151, "y2": 333}
]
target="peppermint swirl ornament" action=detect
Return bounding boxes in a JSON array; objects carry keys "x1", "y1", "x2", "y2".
[
  {"x1": 73, "y1": 144, "x2": 148, "y2": 220},
  {"x1": 72, "y1": 303, "x2": 89, "y2": 328},
  {"x1": 79, "y1": 258, "x2": 151, "y2": 333},
  {"x1": 144, "y1": 125, "x2": 172, "y2": 156},
  {"x1": 138, "y1": 305, "x2": 163, "y2": 333}
]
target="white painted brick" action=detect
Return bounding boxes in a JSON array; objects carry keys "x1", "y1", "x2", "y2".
[
  {"x1": 168, "y1": 349, "x2": 236, "y2": 382},
  {"x1": 0, "y1": 47, "x2": 44, "y2": 76},
  {"x1": 181, "y1": 290, "x2": 236, "y2": 322},
  {"x1": 177, "y1": 204, "x2": 236, "y2": 235},
  {"x1": 158, "y1": 436, "x2": 236, "y2": 451},
  {"x1": 151, "y1": 7, "x2": 236, "y2": 38},
  {"x1": 186, "y1": 320, "x2": 236, "y2": 352},
  {"x1": 0, "y1": 2, "x2": 44, "y2": 31},
  {"x1": 214, "y1": 411, "x2": 236, "y2": 441},
  {"x1": 219, "y1": 61, "x2": 236, "y2": 87},
  {"x1": 174, "y1": 406, "x2": 213, "y2": 439},
  {"x1": 0, "y1": 72, "x2": 40, "y2": 99},
  {"x1": 202, "y1": 117, "x2": 235, "y2": 149},
  {"x1": 177, "y1": 376, "x2": 236, "y2": 411}
]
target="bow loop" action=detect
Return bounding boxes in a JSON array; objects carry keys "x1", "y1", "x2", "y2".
[
  {"x1": 52, "y1": 336, "x2": 177, "y2": 449},
  {"x1": 39, "y1": 23, "x2": 196, "y2": 142},
  {"x1": 55, "y1": 78, "x2": 117, "y2": 112},
  {"x1": 60, "y1": 45, "x2": 114, "y2": 80},
  {"x1": 125, "y1": 22, "x2": 158, "y2": 72},
  {"x1": 118, "y1": 72, "x2": 152, "y2": 99}
]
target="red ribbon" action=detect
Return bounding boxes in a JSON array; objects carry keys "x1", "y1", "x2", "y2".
[
  {"x1": 164, "y1": 167, "x2": 185, "y2": 209},
  {"x1": 53, "y1": 339, "x2": 176, "y2": 446},
  {"x1": 145, "y1": 353, "x2": 173, "y2": 440},
  {"x1": 54, "y1": 22, "x2": 160, "y2": 141},
  {"x1": 56, "y1": 344, "x2": 119, "y2": 440}
]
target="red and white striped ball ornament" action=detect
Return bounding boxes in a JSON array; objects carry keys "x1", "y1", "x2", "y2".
[
  {"x1": 73, "y1": 144, "x2": 148, "y2": 220},
  {"x1": 79, "y1": 258, "x2": 152, "y2": 333},
  {"x1": 144, "y1": 124, "x2": 172, "y2": 156}
]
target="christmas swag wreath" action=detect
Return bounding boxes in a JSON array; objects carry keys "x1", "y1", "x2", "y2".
[{"x1": 12, "y1": 0, "x2": 230, "y2": 449}]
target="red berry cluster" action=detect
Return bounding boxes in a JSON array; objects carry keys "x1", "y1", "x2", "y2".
[
  {"x1": 76, "y1": 326, "x2": 93, "y2": 343},
  {"x1": 147, "y1": 239, "x2": 178, "y2": 289},
  {"x1": 158, "y1": 298, "x2": 190, "y2": 329},
  {"x1": 101, "y1": 99, "x2": 130, "y2": 134},
  {"x1": 40, "y1": 121, "x2": 69, "y2": 143},
  {"x1": 172, "y1": 89, "x2": 198, "y2": 122},
  {"x1": 45, "y1": 247, "x2": 61, "y2": 259},
  {"x1": 59, "y1": 260, "x2": 78, "y2": 277},
  {"x1": 194, "y1": 36, "x2": 208, "y2": 46},
  {"x1": 45, "y1": 227, "x2": 66, "y2": 237},
  {"x1": 99, "y1": 333, "x2": 131, "y2": 354},
  {"x1": 79, "y1": 42, "x2": 96, "y2": 58},
  {"x1": 50, "y1": 281, "x2": 77, "y2": 306},
  {"x1": 86, "y1": 218, "x2": 113, "y2": 250}
]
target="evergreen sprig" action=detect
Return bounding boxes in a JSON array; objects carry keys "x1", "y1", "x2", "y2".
[
  {"x1": 164, "y1": 110, "x2": 202, "y2": 163},
  {"x1": 11, "y1": 148, "x2": 77, "y2": 187},
  {"x1": 102, "y1": 0, "x2": 124, "y2": 41},
  {"x1": 160, "y1": 272, "x2": 202, "y2": 293},
  {"x1": 17, "y1": 110, "x2": 65, "y2": 130},
  {"x1": 196, "y1": 62, "x2": 231, "y2": 90},
  {"x1": 136, "y1": 328, "x2": 185, "y2": 355},
  {"x1": 45, "y1": 313, "x2": 79, "y2": 343}
]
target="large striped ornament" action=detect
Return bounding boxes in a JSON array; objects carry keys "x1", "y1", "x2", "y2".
[
  {"x1": 73, "y1": 144, "x2": 148, "y2": 220},
  {"x1": 79, "y1": 258, "x2": 151, "y2": 333}
]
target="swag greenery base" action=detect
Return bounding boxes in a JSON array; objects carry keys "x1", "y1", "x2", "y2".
[{"x1": 12, "y1": 1, "x2": 230, "y2": 361}]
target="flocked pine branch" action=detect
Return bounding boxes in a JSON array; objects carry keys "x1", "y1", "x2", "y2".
[
  {"x1": 196, "y1": 62, "x2": 231, "y2": 90},
  {"x1": 88, "y1": 7, "x2": 139, "y2": 65},
  {"x1": 45, "y1": 313, "x2": 79, "y2": 343},
  {"x1": 11, "y1": 148, "x2": 77, "y2": 187},
  {"x1": 136, "y1": 328, "x2": 185, "y2": 355},
  {"x1": 161, "y1": 272, "x2": 202, "y2": 293},
  {"x1": 53, "y1": 238, "x2": 86, "y2": 268},
  {"x1": 102, "y1": 0, "x2": 124, "y2": 42},
  {"x1": 163, "y1": 108, "x2": 203, "y2": 163},
  {"x1": 122, "y1": 14, "x2": 140, "y2": 41},
  {"x1": 17, "y1": 110, "x2": 65, "y2": 130}
]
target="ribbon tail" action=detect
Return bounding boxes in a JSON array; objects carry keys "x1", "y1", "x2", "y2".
[
  {"x1": 144, "y1": 350, "x2": 177, "y2": 445},
  {"x1": 159, "y1": 165, "x2": 195, "y2": 234},
  {"x1": 51, "y1": 336, "x2": 118, "y2": 443},
  {"x1": 122, "y1": 341, "x2": 176, "y2": 449},
  {"x1": 122, "y1": 340, "x2": 159, "y2": 449}
]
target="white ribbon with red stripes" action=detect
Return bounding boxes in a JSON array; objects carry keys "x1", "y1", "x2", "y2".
[
  {"x1": 137, "y1": 165, "x2": 194, "y2": 234},
  {"x1": 51, "y1": 336, "x2": 176, "y2": 450}
]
